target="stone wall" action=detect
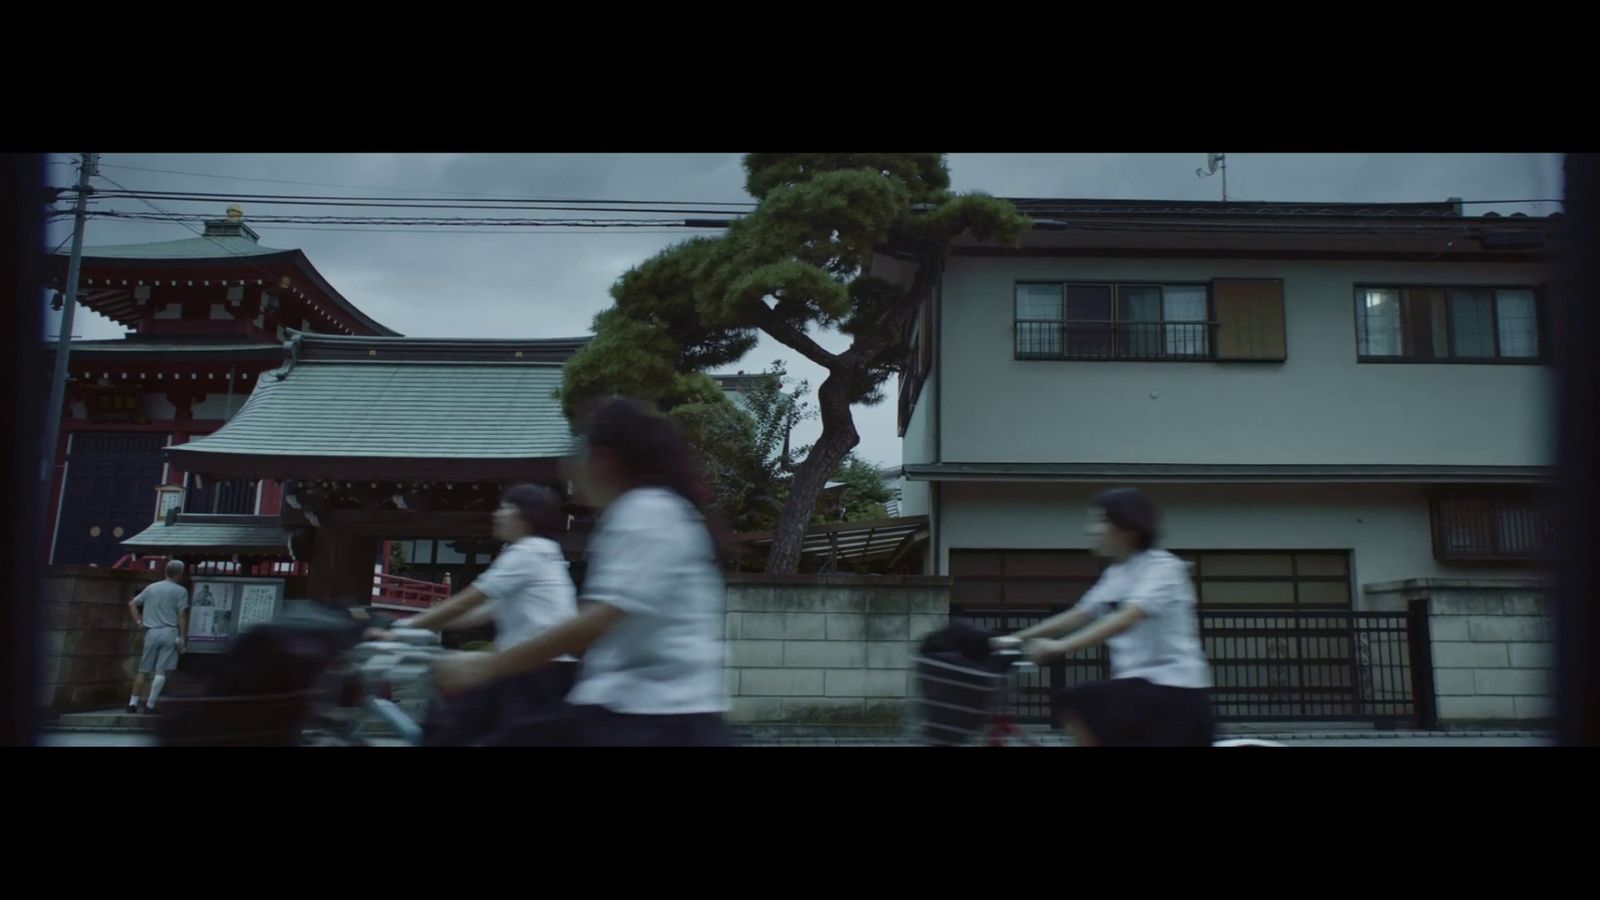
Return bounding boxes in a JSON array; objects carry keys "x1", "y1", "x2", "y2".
[
  {"x1": 1365, "y1": 577, "x2": 1553, "y2": 723},
  {"x1": 41, "y1": 567, "x2": 160, "y2": 711},
  {"x1": 724, "y1": 574, "x2": 950, "y2": 725}
]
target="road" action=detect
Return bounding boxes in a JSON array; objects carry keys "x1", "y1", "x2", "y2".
[{"x1": 30, "y1": 731, "x2": 1549, "y2": 748}]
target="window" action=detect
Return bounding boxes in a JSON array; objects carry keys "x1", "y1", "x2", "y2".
[
  {"x1": 949, "y1": 550, "x2": 1103, "y2": 608},
  {"x1": 1432, "y1": 492, "x2": 1551, "y2": 561},
  {"x1": 1356, "y1": 286, "x2": 1543, "y2": 362},
  {"x1": 1495, "y1": 289, "x2": 1540, "y2": 357},
  {"x1": 1174, "y1": 551, "x2": 1351, "y2": 608},
  {"x1": 898, "y1": 298, "x2": 934, "y2": 436},
  {"x1": 1015, "y1": 283, "x2": 1213, "y2": 360},
  {"x1": 1015, "y1": 283, "x2": 1065, "y2": 357},
  {"x1": 948, "y1": 549, "x2": 1351, "y2": 609}
]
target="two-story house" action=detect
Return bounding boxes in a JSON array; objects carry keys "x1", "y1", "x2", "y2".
[{"x1": 890, "y1": 199, "x2": 1558, "y2": 723}]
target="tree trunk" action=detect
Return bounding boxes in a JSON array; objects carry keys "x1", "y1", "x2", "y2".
[
  {"x1": 761, "y1": 257, "x2": 939, "y2": 573},
  {"x1": 765, "y1": 374, "x2": 859, "y2": 574}
]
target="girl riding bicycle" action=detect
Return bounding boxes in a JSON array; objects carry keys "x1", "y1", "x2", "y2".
[
  {"x1": 371, "y1": 483, "x2": 579, "y2": 746},
  {"x1": 434, "y1": 397, "x2": 733, "y2": 747},
  {"x1": 1001, "y1": 488, "x2": 1213, "y2": 747}
]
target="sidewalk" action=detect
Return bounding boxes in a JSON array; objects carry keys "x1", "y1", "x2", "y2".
[
  {"x1": 732, "y1": 722, "x2": 1552, "y2": 747},
  {"x1": 37, "y1": 710, "x2": 1553, "y2": 747},
  {"x1": 32, "y1": 729, "x2": 1548, "y2": 747}
]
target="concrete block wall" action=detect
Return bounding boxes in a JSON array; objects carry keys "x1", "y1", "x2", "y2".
[
  {"x1": 1365, "y1": 578, "x2": 1553, "y2": 723},
  {"x1": 41, "y1": 567, "x2": 160, "y2": 711},
  {"x1": 724, "y1": 574, "x2": 950, "y2": 725}
]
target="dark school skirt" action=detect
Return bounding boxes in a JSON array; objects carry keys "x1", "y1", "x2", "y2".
[
  {"x1": 422, "y1": 661, "x2": 580, "y2": 747},
  {"x1": 1051, "y1": 677, "x2": 1213, "y2": 747},
  {"x1": 483, "y1": 701, "x2": 735, "y2": 747}
]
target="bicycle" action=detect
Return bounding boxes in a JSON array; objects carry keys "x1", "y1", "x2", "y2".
[
  {"x1": 914, "y1": 636, "x2": 1044, "y2": 746},
  {"x1": 914, "y1": 635, "x2": 1285, "y2": 748},
  {"x1": 302, "y1": 628, "x2": 451, "y2": 747}
]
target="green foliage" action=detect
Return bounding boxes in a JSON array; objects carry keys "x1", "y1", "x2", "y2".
[
  {"x1": 668, "y1": 400, "x2": 765, "y2": 532},
  {"x1": 810, "y1": 453, "x2": 893, "y2": 525},
  {"x1": 558, "y1": 154, "x2": 1028, "y2": 571}
]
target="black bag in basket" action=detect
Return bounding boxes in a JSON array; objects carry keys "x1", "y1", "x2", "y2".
[
  {"x1": 915, "y1": 623, "x2": 1011, "y2": 746},
  {"x1": 156, "y1": 604, "x2": 366, "y2": 747}
]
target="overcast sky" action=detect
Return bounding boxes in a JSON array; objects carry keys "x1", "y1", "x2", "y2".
[{"x1": 44, "y1": 153, "x2": 1565, "y2": 468}]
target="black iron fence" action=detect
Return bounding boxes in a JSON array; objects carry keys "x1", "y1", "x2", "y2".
[
  {"x1": 1015, "y1": 319, "x2": 1216, "y2": 361},
  {"x1": 949, "y1": 606, "x2": 1431, "y2": 726}
]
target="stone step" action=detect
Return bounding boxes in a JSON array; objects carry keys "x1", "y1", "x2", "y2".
[
  {"x1": 53, "y1": 709, "x2": 159, "y2": 732},
  {"x1": 48, "y1": 707, "x2": 409, "y2": 740}
]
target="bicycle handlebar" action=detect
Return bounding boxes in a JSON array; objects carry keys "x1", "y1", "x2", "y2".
[{"x1": 990, "y1": 636, "x2": 1038, "y2": 673}]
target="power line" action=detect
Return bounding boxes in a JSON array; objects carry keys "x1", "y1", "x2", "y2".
[
  {"x1": 241, "y1": 225, "x2": 730, "y2": 236},
  {"x1": 73, "y1": 189, "x2": 1565, "y2": 226},
  {"x1": 58, "y1": 176, "x2": 1563, "y2": 223},
  {"x1": 46, "y1": 229, "x2": 78, "y2": 255},
  {"x1": 95, "y1": 161, "x2": 757, "y2": 205},
  {"x1": 90, "y1": 161, "x2": 1565, "y2": 209},
  {"x1": 96, "y1": 187, "x2": 1562, "y2": 212},
  {"x1": 59, "y1": 174, "x2": 1563, "y2": 244},
  {"x1": 75, "y1": 161, "x2": 1566, "y2": 213},
  {"x1": 71, "y1": 208, "x2": 1537, "y2": 243},
  {"x1": 90, "y1": 172, "x2": 358, "y2": 314},
  {"x1": 89, "y1": 183, "x2": 754, "y2": 209},
  {"x1": 88, "y1": 190, "x2": 751, "y2": 216},
  {"x1": 81, "y1": 210, "x2": 733, "y2": 229}
]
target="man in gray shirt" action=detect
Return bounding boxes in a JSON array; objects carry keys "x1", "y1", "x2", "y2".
[{"x1": 127, "y1": 560, "x2": 190, "y2": 714}]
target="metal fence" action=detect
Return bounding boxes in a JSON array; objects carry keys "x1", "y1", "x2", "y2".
[
  {"x1": 1015, "y1": 320, "x2": 1216, "y2": 361},
  {"x1": 949, "y1": 607, "x2": 1425, "y2": 726}
]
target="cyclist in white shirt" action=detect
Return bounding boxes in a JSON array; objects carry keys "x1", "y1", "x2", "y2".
[
  {"x1": 373, "y1": 484, "x2": 579, "y2": 745},
  {"x1": 434, "y1": 397, "x2": 732, "y2": 746},
  {"x1": 1002, "y1": 488, "x2": 1214, "y2": 747}
]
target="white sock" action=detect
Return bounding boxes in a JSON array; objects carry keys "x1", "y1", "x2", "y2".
[
  {"x1": 129, "y1": 694, "x2": 140, "y2": 708},
  {"x1": 148, "y1": 675, "x2": 167, "y2": 708}
]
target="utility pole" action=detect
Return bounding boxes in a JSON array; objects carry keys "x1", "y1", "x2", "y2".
[{"x1": 40, "y1": 153, "x2": 97, "y2": 493}]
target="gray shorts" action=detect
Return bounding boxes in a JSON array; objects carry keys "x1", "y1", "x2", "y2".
[{"x1": 139, "y1": 627, "x2": 181, "y2": 673}]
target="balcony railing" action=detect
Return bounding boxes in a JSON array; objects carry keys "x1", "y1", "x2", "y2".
[
  {"x1": 1016, "y1": 319, "x2": 1217, "y2": 361},
  {"x1": 371, "y1": 571, "x2": 452, "y2": 610}
]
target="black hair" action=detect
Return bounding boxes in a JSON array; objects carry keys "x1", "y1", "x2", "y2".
[
  {"x1": 1093, "y1": 488, "x2": 1159, "y2": 552},
  {"x1": 500, "y1": 483, "x2": 564, "y2": 540},
  {"x1": 580, "y1": 396, "x2": 731, "y2": 560},
  {"x1": 580, "y1": 398, "x2": 707, "y2": 508}
]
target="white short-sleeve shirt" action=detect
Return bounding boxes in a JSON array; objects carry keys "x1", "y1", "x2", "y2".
[
  {"x1": 566, "y1": 487, "x2": 728, "y2": 715},
  {"x1": 471, "y1": 536, "x2": 579, "y2": 654},
  {"x1": 1074, "y1": 549, "x2": 1211, "y2": 689}
]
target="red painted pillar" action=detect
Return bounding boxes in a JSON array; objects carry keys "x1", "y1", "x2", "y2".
[{"x1": 259, "y1": 479, "x2": 284, "y2": 516}]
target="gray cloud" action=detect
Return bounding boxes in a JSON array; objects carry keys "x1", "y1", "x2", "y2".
[{"x1": 45, "y1": 153, "x2": 1563, "y2": 469}]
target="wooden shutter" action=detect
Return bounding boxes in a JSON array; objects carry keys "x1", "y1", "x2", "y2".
[{"x1": 1213, "y1": 278, "x2": 1287, "y2": 361}]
